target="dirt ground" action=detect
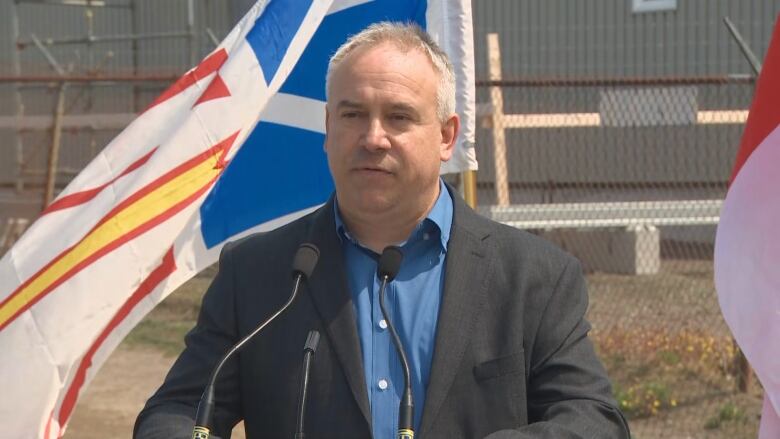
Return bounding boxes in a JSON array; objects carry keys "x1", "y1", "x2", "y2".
[
  {"x1": 62, "y1": 344, "x2": 762, "y2": 439},
  {"x1": 61, "y1": 260, "x2": 762, "y2": 439},
  {"x1": 64, "y1": 345, "x2": 246, "y2": 439},
  {"x1": 64, "y1": 347, "x2": 174, "y2": 439}
]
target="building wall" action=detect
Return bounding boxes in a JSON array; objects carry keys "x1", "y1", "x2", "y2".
[
  {"x1": 0, "y1": 0, "x2": 234, "y2": 188},
  {"x1": 472, "y1": 0, "x2": 777, "y2": 79},
  {"x1": 0, "y1": 0, "x2": 777, "y2": 199},
  {"x1": 471, "y1": 0, "x2": 778, "y2": 206}
]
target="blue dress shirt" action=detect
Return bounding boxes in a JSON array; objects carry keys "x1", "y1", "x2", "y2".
[{"x1": 334, "y1": 180, "x2": 453, "y2": 439}]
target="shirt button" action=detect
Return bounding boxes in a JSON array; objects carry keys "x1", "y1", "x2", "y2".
[
  {"x1": 378, "y1": 379, "x2": 388, "y2": 390},
  {"x1": 423, "y1": 232, "x2": 430, "y2": 240},
  {"x1": 379, "y1": 319, "x2": 388, "y2": 330}
]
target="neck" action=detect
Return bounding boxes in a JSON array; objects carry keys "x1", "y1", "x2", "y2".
[{"x1": 339, "y1": 186, "x2": 441, "y2": 254}]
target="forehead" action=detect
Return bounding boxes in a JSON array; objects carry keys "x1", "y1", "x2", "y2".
[{"x1": 328, "y1": 42, "x2": 439, "y2": 101}]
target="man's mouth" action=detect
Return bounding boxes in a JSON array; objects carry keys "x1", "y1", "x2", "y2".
[{"x1": 355, "y1": 166, "x2": 392, "y2": 174}]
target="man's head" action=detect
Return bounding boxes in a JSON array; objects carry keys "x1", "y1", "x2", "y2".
[
  {"x1": 324, "y1": 22, "x2": 460, "y2": 227},
  {"x1": 326, "y1": 22, "x2": 456, "y2": 122}
]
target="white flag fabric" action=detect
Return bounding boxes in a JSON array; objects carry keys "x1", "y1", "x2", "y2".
[
  {"x1": 714, "y1": 13, "x2": 780, "y2": 439},
  {"x1": 0, "y1": 1, "x2": 476, "y2": 437}
]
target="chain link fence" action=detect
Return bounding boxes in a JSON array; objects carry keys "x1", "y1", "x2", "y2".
[
  {"x1": 468, "y1": 2, "x2": 776, "y2": 436},
  {"x1": 470, "y1": 36, "x2": 764, "y2": 439}
]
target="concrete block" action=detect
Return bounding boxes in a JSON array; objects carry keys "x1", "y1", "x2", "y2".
[{"x1": 541, "y1": 225, "x2": 660, "y2": 275}]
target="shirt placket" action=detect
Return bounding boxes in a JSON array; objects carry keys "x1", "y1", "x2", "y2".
[{"x1": 372, "y1": 271, "x2": 397, "y2": 439}]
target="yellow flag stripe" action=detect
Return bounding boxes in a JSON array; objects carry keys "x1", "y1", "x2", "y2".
[{"x1": 0, "y1": 153, "x2": 222, "y2": 328}]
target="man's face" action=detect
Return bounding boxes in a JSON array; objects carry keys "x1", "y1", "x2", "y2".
[{"x1": 324, "y1": 42, "x2": 458, "y2": 219}]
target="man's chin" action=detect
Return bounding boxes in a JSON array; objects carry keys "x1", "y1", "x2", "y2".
[
  {"x1": 342, "y1": 193, "x2": 397, "y2": 216},
  {"x1": 357, "y1": 197, "x2": 396, "y2": 214}
]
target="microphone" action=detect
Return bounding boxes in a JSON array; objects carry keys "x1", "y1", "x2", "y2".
[
  {"x1": 294, "y1": 330, "x2": 321, "y2": 439},
  {"x1": 377, "y1": 246, "x2": 414, "y2": 439},
  {"x1": 191, "y1": 243, "x2": 320, "y2": 439}
]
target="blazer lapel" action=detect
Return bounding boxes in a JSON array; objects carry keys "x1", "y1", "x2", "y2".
[
  {"x1": 304, "y1": 200, "x2": 372, "y2": 429},
  {"x1": 419, "y1": 195, "x2": 492, "y2": 436}
]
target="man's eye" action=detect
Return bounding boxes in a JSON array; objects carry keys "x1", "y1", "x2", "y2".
[{"x1": 390, "y1": 114, "x2": 410, "y2": 121}]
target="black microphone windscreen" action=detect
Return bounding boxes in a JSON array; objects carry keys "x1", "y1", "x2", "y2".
[
  {"x1": 292, "y1": 243, "x2": 320, "y2": 279},
  {"x1": 378, "y1": 246, "x2": 404, "y2": 281}
]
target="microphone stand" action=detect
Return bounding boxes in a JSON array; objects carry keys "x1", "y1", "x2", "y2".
[
  {"x1": 294, "y1": 330, "x2": 321, "y2": 439},
  {"x1": 377, "y1": 246, "x2": 414, "y2": 439},
  {"x1": 191, "y1": 243, "x2": 319, "y2": 439}
]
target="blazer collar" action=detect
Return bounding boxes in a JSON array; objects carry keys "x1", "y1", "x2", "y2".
[
  {"x1": 419, "y1": 187, "x2": 493, "y2": 436},
  {"x1": 304, "y1": 197, "x2": 372, "y2": 429}
]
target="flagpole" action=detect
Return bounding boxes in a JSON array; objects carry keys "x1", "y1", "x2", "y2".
[
  {"x1": 462, "y1": 170, "x2": 477, "y2": 208},
  {"x1": 723, "y1": 17, "x2": 762, "y2": 76}
]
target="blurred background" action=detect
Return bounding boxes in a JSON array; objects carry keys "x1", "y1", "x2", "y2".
[{"x1": 0, "y1": 0, "x2": 776, "y2": 437}]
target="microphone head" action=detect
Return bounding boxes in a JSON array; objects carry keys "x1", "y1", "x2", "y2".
[
  {"x1": 292, "y1": 243, "x2": 320, "y2": 279},
  {"x1": 304, "y1": 329, "x2": 321, "y2": 354},
  {"x1": 378, "y1": 246, "x2": 403, "y2": 281}
]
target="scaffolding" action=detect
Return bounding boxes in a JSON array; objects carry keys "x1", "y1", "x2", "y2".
[{"x1": 4, "y1": 0, "x2": 223, "y2": 209}]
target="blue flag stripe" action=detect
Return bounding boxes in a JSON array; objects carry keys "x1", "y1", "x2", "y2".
[
  {"x1": 246, "y1": 0, "x2": 315, "y2": 83},
  {"x1": 279, "y1": 0, "x2": 427, "y2": 101},
  {"x1": 201, "y1": 122, "x2": 332, "y2": 247},
  {"x1": 201, "y1": 0, "x2": 429, "y2": 247}
]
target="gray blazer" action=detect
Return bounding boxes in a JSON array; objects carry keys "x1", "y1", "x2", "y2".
[{"x1": 134, "y1": 189, "x2": 630, "y2": 438}]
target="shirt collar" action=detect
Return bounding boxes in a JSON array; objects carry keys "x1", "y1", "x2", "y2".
[{"x1": 334, "y1": 179, "x2": 453, "y2": 251}]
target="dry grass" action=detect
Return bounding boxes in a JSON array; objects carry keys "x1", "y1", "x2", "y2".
[{"x1": 586, "y1": 260, "x2": 763, "y2": 438}]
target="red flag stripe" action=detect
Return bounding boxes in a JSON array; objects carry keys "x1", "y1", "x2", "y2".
[
  {"x1": 44, "y1": 410, "x2": 54, "y2": 439},
  {"x1": 142, "y1": 48, "x2": 229, "y2": 114},
  {"x1": 730, "y1": 13, "x2": 780, "y2": 183},
  {"x1": 56, "y1": 247, "x2": 177, "y2": 429},
  {"x1": 0, "y1": 131, "x2": 238, "y2": 332},
  {"x1": 42, "y1": 147, "x2": 158, "y2": 215},
  {"x1": 193, "y1": 74, "x2": 232, "y2": 108}
]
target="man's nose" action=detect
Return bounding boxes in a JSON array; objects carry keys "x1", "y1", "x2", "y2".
[{"x1": 362, "y1": 117, "x2": 391, "y2": 151}]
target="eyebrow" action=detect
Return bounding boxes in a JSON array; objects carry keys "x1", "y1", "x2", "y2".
[
  {"x1": 334, "y1": 100, "x2": 421, "y2": 119},
  {"x1": 388, "y1": 102, "x2": 418, "y2": 114},
  {"x1": 336, "y1": 100, "x2": 417, "y2": 112},
  {"x1": 335, "y1": 100, "x2": 364, "y2": 110}
]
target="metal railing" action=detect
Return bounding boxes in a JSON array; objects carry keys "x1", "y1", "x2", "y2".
[{"x1": 479, "y1": 199, "x2": 722, "y2": 229}]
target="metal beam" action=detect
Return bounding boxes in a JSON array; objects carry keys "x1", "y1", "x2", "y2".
[
  {"x1": 0, "y1": 113, "x2": 136, "y2": 130},
  {"x1": 478, "y1": 199, "x2": 723, "y2": 229},
  {"x1": 18, "y1": 31, "x2": 193, "y2": 47},
  {"x1": 0, "y1": 74, "x2": 178, "y2": 83},
  {"x1": 723, "y1": 16, "x2": 762, "y2": 76}
]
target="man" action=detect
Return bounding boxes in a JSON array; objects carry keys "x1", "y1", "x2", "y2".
[{"x1": 135, "y1": 23, "x2": 630, "y2": 438}]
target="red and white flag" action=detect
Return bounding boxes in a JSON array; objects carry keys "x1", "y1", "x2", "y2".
[
  {"x1": 0, "y1": 1, "x2": 334, "y2": 437},
  {"x1": 715, "y1": 13, "x2": 780, "y2": 438}
]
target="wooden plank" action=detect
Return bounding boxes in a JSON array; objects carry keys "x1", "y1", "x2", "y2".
[
  {"x1": 487, "y1": 33, "x2": 510, "y2": 206},
  {"x1": 43, "y1": 83, "x2": 67, "y2": 209},
  {"x1": 476, "y1": 107, "x2": 747, "y2": 128}
]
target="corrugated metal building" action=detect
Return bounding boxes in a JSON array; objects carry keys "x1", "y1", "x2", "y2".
[
  {"x1": 0, "y1": 0, "x2": 777, "y2": 209},
  {"x1": 471, "y1": 0, "x2": 777, "y2": 205},
  {"x1": 0, "y1": 0, "x2": 236, "y2": 194}
]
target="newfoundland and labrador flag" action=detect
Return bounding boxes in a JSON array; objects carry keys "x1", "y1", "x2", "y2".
[
  {"x1": 715, "y1": 13, "x2": 780, "y2": 439},
  {"x1": 0, "y1": 0, "x2": 477, "y2": 437}
]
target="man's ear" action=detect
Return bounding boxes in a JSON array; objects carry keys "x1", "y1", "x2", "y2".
[
  {"x1": 439, "y1": 113, "x2": 460, "y2": 162},
  {"x1": 323, "y1": 106, "x2": 330, "y2": 152}
]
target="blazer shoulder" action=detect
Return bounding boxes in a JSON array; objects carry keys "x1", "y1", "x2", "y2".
[
  {"x1": 463, "y1": 207, "x2": 581, "y2": 274},
  {"x1": 221, "y1": 205, "x2": 326, "y2": 262}
]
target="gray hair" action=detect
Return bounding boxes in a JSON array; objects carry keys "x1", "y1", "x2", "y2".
[{"x1": 325, "y1": 22, "x2": 456, "y2": 122}]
